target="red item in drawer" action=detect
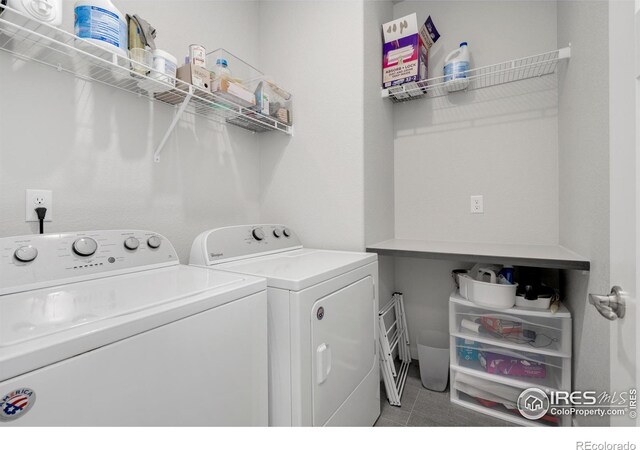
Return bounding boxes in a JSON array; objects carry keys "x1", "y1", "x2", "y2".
[
  {"x1": 480, "y1": 317, "x2": 522, "y2": 336},
  {"x1": 475, "y1": 397, "x2": 499, "y2": 407}
]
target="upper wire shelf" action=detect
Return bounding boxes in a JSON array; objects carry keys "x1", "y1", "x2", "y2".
[
  {"x1": 0, "y1": 6, "x2": 292, "y2": 161},
  {"x1": 382, "y1": 47, "x2": 570, "y2": 103}
]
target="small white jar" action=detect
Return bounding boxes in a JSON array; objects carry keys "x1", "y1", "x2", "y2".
[
  {"x1": 151, "y1": 49, "x2": 177, "y2": 85},
  {"x1": 138, "y1": 49, "x2": 177, "y2": 93}
]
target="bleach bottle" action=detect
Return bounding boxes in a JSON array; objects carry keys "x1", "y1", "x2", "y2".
[
  {"x1": 443, "y1": 42, "x2": 470, "y2": 92},
  {"x1": 74, "y1": 0, "x2": 128, "y2": 57}
]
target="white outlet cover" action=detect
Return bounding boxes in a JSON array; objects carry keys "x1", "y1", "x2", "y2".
[
  {"x1": 470, "y1": 195, "x2": 484, "y2": 214},
  {"x1": 25, "y1": 189, "x2": 53, "y2": 222}
]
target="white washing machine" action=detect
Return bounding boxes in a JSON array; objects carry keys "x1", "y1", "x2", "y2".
[
  {"x1": 190, "y1": 224, "x2": 380, "y2": 427},
  {"x1": 0, "y1": 230, "x2": 268, "y2": 426}
]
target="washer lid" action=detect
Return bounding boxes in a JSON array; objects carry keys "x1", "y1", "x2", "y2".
[
  {"x1": 215, "y1": 248, "x2": 377, "y2": 291},
  {"x1": 0, "y1": 265, "x2": 265, "y2": 381}
]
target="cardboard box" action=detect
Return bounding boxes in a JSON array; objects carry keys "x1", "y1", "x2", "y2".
[
  {"x1": 382, "y1": 14, "x2": 440, "y2": 89},
  {"x1": 418, "y1": 16, "x2": 440, "y2": 81},
  {"x1": 177, "y1": 63, "x2": 211, "y2": 91},
  {"x1": 212, "y1": 78, "x2": 256, "y2": 108}
]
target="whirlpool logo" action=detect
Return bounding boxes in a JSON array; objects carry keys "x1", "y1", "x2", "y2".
[{"x1": 0, "y1": 388, "x2": 36, "y2": 422}]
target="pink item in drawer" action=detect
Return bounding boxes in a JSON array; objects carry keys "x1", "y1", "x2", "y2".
[{"x1": 479, "y1": 351, "x2": 546, "y2": 378}]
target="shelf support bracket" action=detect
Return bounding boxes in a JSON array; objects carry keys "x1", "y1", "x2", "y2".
[{"x1": 154, "y1": 86, "x2": 194, "y2": 163}]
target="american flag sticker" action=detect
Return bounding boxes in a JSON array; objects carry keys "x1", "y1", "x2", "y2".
[{"x1": 0, "y1": 388, "x2": 36, "y2": 422}]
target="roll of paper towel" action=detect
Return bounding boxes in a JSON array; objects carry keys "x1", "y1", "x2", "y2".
[{"x1": 461, "y1": 319, "x2": 481, "y2": 333}]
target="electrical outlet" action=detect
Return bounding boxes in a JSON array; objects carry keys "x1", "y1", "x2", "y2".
[
  {"x1": 25, "y1": 189, "x2": 53, "y2": 222},
  {"x1": 470, "y1": 195, "x2": 484, "y2": 214}
]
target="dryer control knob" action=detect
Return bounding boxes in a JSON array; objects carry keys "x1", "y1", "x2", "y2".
[
  {"x1": 283, "y1": 228, "x2": 291, "y2": 238},
  {"x1": 147, "y1": 236, "x2": 162, "y2": 249},
  {"x1": 124, "y1": 237, "x2": 140, "y2": 251},
  {"x1": 14, "y1": 245, "x2": 38, "y2": 263},
  {"x1": 252, "y1": 228, "x2": 265, "y2": 241},
  {"x1": 273, "y1": 228, "x2": 282, "y2": 238},
  {"x1": 73, "y1": 237, "x2": 98, "y2": 257}
]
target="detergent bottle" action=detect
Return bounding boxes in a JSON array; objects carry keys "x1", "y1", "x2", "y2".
[
  {"x1": 443, "y1": 42, "x2": 470, "y2": 92},
  {"x1": 74, "y1": 0, "x2": 128, "y2": 57}
]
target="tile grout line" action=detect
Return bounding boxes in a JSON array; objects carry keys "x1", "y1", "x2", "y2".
[{"x1": 403, "y1": 386, "x2": 419, "y2": 425}]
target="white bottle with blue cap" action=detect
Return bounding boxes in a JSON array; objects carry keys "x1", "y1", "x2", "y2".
[
  {"x1": 212, "y1": 58, "x2": 232, "y2": 81},
  {"x1": 444, "y1": 42, "x2": 470, "y2": 92}
]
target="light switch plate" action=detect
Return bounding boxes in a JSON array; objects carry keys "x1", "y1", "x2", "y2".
[{"x1": 26, "y1": 189, "x2": 53, "y2": 222}]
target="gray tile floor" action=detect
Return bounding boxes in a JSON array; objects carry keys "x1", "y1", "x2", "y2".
[{"x1": 374, "y1": 362, "x2": 514, "y2": 427}]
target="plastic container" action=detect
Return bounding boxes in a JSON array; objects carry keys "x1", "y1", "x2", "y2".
[
  {"x1": 189, "y1": 44, "x2": 206, "y2": 67},
  {"x1": 136, "y1": 49, "x2": 177, "y2": 93},
  {"x1": 211, "y1": 58, "x2": 232, "y2": 81},
  {"x1": 444, "y1": 41, "x2": 470, "y2": 92},
  {"x1": 451, "y1": 269, "x2": 468, "y2": 289},
  {"x1": 257, "y1": 79, "x2": 293, "y2": 125},
  {"x1": 74, "y1": 0, "x2": 128, "y2": 57},
  {"x1": 152, "y1": 50, "x2": 177, "y2": 82},
  {"x1": 2, "y1": 0, "x2": 62, "y2": 26},
  {"x1": 129, "y1": 47, "x2": 152, "y2": 76},
  {"x1": 459, "y1": 272, "x2": 517, "y2": 309},
  {"x1": 417, "y1": 330, "x2": 450, "y2": 391}
]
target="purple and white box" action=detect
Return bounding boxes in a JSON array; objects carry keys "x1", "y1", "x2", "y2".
[
  {"x1": 382, "y1": 14, "x2": 441, "y2": 90},
  {"x1": 382, "y1": 13, "x2": 420, "y2": 89}
]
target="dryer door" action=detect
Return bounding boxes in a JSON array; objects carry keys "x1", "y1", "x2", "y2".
[{"x1": 310, "y1": 275, "x2": 375, "y2": 426}]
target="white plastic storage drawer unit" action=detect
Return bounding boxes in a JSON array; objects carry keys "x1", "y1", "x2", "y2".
[
  {"x1": 451, "y1": 370, "x2": 563, "y2": 427},
  {"x1": 449, "y1": 291, "x2": 572, "y2": 427}
]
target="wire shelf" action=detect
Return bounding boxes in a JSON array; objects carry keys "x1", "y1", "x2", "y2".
[
  {"x1": 0, "y1": 6, "x2": 292, "y2": 161},
  {"x1": 382, "y1": 47, "x2": 570, "y2": 103}
]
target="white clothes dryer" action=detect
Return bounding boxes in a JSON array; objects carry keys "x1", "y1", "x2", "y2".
[{"x1": 190, "y1": 224, "x2": 380, "y2": 427}]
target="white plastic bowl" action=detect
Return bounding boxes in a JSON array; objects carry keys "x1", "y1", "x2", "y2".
[{"x1": 459, "y1": 274, "x2": 517, "y2": 309}]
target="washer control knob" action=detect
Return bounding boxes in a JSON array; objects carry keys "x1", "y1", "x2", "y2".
[
  {"x1": 124, "y1": 237, "x2": 140, "y2": 251},
  {"x1": 283, "y1": 228, "x2": 291, "y2": 238},
  {"x1": 147, "y1": 235, "x2": 162, "y2": 249},
  {"x1": 73, "y1": 237, "x2": 98, "y2": 257},
  {"x1": 273, "y1": 228, "x2": 282, "y2": 238},
  {"x1": 252, "y1": 228, "x2": 265, "y2": 241},
  {"x1": 14, "y1": 245, "x2": 38, "y2": 263}
]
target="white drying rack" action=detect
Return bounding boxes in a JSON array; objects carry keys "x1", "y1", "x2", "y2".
[{"x1": 378, "y1": 292, "x2": 411, "y2": 407}]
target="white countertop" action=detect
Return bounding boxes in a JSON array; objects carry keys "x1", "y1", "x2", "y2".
[{"x1": 366, "y1": 239, "x2": 589, "y2": 270}]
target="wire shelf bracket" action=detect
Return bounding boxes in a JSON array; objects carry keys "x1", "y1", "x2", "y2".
[
  {"x1": 154, "y1": 86, "x2": 194, "y2": 163},
  {"x1": 382, "y1": 46, "x2": 571, "y2": 103}
]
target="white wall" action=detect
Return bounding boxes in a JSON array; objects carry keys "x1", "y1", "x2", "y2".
[
  {"x1": 396, "y1": 257, "x2": 472, "y2": 345},
  {"x1": 258, "y1": 0, "x2": 366, "y2": 252},
  {"x1": 557, "y1": 0, "x2": 611, "y2": 427},
  {"x1": 364, "y1": 0, "x2": 394, "y2": 248},
  {"x1": 393, "y1": 0, "x2": 559, "y2": 245},
  {"x1": 390, "y1": 1, "x2": 559, "y2": 357},
  {"x1": 363, "y1": 0, "x2": 396, "y2": 306},
  {"x1": 0, "y1": 0, "x2": 262, "y2": 262}
]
